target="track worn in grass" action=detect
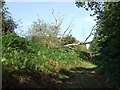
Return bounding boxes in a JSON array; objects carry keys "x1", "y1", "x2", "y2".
[{"x1": 56, "y1": 61, "x2": 111, "y2": 88}]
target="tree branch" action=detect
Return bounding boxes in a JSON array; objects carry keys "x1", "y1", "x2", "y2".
[
  {"x1": 67, "y1": 29, "x2": 72, "y2": 36},
  {"x1": 84, "y1": 25, "x2": 96, "y2": 43},
  {"x1": 52, "y1": 9, "x2": 58, "y2": 26},
  {"x1": 60, "y1": 19, "x2": 74, "y2": 40},
  {"x1": 64, "y1": 41, "x2": 92, "y2": 47},
  {"x1": 63, "y1": 25, "x2": 96, "y2": 48}
]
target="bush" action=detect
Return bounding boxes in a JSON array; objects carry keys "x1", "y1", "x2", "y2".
[
  {"x1": 2, "y1": 33, "x2": 29, "y2": 51},
  {"x1": 2, "y1": 33, "x2": 84, "y2": 88},
  {"x1": 61, "y1": 35, "x2": 77, "y2": 45},
  {"x1": 28, "y1": 35, "x2": 63, "y2": 48}
]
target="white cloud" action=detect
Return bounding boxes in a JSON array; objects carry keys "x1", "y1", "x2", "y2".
[{"x1": 83, "y1": 17, "x2": 96, "y2": 24}]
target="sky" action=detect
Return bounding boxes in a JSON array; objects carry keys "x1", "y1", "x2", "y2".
[{"x1": 5, "y1": 1, "x2": 96, "y2": 48}]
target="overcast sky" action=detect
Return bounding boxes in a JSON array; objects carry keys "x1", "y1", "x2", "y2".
[{"x1": 6, "y1": 2, "x2": 96, "y2": 45}]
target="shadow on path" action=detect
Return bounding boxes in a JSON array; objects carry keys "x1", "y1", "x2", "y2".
[
  {"x1": 57, "y1": 67, "x2": 110, "y2": 88},
  {"x1": 3, "y1": 66, "x2": 111, "y2": 88}
]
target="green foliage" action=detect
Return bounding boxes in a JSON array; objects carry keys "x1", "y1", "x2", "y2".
[
  {"x1": 61, "y1": 35, "x2": 88, "y2": 54},
  {"x1": 62, "y1": 35, "x2": 77, "y2": 45},
  {"x1": 29, "y1": 35, "x2": 63, "y2": 48},
  {"x1": 77, "y1": 51, "x2": 91, "y2": 61},
  {"x1": 27, "y1": 18, "x2": 63, "y2": 48},
  {"x1": 2, "y1": 33, "x2": 86, "y2": 88},
  {"x1": 76, "y1": 1, "x2": 120, "y2": 87},
  {"x1": 27, "y1": 19, "x2": 60, "y2": 37},
  {"x1": 3, "y1": 33, "x2": 29, "y2": 51},
  {"x1": 1, "y1": 1, "x2": 18, "y2": 35},
  {"x1": 4, "y1": 1, "x2": 119, "y2": 87},
  {"x1": 75, "y1": 1, "x2": 103, "y2": 16},
  {"x1": 73, "y1": 45, "x2": 88, "y2": 52}
]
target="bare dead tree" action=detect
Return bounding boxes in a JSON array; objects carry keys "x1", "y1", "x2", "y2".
[
  {"x1": 67, "y1": 28, "x2": 73, "y2": 36},
  {"x1": 64, "y1": 41, "x2": 92, "y2": 48},
  {"x1": 52, "y1": 9, "x2": 66, "y2": 37},
  {"x1": 52, "y1": 9, "x2": 74, "y2": 40},
  {"x1": 62, "y1": 19, "x2": 73, "y2": 36},
  {"x1": 52, "y1": 9, "x2": 96, "y2": 48},
  {"x1": 60, "y1": 19, "x2": 74, "y2": 41},
  {"x1": 64, "y1": 25, "x2": 96, "y2": 48},
  {"x1": 52, "y1": 9, "x2": 64, "y2": 28},
  {"x1": 83, "y1": 25, "x2": 96, "y2": 43}
]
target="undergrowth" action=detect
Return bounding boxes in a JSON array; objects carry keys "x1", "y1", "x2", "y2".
[{"x1": 2, "y1": 33, "x2": 89, "y2": 88}]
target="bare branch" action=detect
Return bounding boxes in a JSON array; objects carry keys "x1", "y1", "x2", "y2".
[
  {"x1": 52, "y1": 9, "x2": 64, "y2": 37},
  {"x1": 67, "y1": 29, "x2": 73, "y2": 36},
  {"x1": 64, "y1": 41, "x2": 92, "y2": 47},
  {"x1": 63, "y1": 24, "x2": 96, "y2": 48},
  {"x1": 52, "y1": 9, "x2": 64, "y2": 27},
  {"x1": 52, "y1": 9, "x2": 58, "y2": 25},
  {"x1": 63, "y1": 26, "x2": 95, "y2": 48},
  {"x1": 63, "y1": 25, "x2": 95, "y2": 47},
  {"x1": 63, "y1": 19, "x2": 73, "y2": 36},
  {"x1": 60, "y1": 19, "x2": 74, "y2": 40},
  {"x1": 84, "y1": 25, "x2": 96, "y2": 43}
]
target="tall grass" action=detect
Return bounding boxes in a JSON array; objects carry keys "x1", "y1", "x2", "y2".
[{"x1": 2, "y1": 33, "x2": 88, "y2": 87}]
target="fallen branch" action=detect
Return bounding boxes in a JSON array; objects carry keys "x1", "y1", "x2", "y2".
[
  {"x1": 83, "y1": 25, "x2": 96, "y2": 43},
  {"x1": 64, "y1": 25, "x2": 96, "y2": 48},
  {"x1": 64, "y1": 41, "x2": 92, "y2": 47}
]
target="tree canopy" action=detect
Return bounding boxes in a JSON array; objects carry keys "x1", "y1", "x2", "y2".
[
  {"x1": 2, "y1": 1, "x2": 120, "y2": 88},
  {"x1": 1, "y1": 0, "x2": 18, "y2": 35},
  {"x1": 76, "y1": 1, "x2": 120, "y2": 87}
]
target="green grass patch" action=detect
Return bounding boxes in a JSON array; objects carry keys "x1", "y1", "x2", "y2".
[{"x1": 3, "y1": 33, "x2": 103, "y2": 88}]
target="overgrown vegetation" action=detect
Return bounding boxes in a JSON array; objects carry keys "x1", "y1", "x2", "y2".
[
  {"x1": 2, "y1": 1, "x2": 120, "y2": 88},
  {"x1": 1, "y1": 1, "x2": 18, "y2": 35},
  {"x1": 76, "y1": 1, "x2": 120, "y2": 88},
  {"x1": 2, "y1": 32, "x2": 89, "y2": 88}
]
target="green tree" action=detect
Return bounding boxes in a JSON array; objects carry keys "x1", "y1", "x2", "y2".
[
  {"x1": 27, "y1": 10, "x2": 74, "y2": 48},
  {"x1": 62, "y1": 35, "x2": 77, "y2": 45},
  {"x1": 27, "y1": 19, "x2": 63, "y2": 48},
  {"x1": 76, "y1": 1, "x2": 120, "y2": 87},
  {"x1": 1, "y1": 0, "x2": 18, "y2": 35}
]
